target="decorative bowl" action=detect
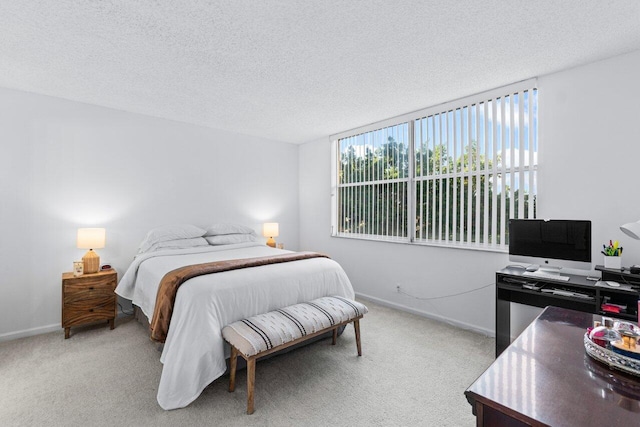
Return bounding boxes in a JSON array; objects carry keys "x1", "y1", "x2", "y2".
[{"x1": 584, "y1": 333, "x2": 640, "y2": 377}]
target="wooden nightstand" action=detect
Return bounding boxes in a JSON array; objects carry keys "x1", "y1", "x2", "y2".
[{"x1": 61, "y1": 269, "x2": 117, "y2": 339}]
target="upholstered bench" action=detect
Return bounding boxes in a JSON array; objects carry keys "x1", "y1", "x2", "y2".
[{"x1": 222, "y1": 295, "x2": 368, "y2": 414}]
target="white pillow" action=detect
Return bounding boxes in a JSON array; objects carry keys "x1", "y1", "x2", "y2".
[
  {"x1": 205, "y1": 234, "x2": 257, "y2": 245},
  {"x1": 205, "y1": 223, "x2": 255, "y2": 236},
  {"x1": 138, "y1": 224, "x2": 206, "y2": 253},
  {"x1": 146, "y1": 237, "x2": 209, "y2": 253}
]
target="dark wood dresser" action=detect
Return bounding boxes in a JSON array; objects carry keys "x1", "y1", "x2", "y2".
[{"x1": 466, "y1": 306, "x2": 640, "y2": 426}]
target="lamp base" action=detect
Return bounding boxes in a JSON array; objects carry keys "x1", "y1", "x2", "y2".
[
  {"x1": 82, "y1": 249, "x2": 100, "y2": 274},
  {"x1": 266, "y1": 237, "x2": 276, "y2": 248}
]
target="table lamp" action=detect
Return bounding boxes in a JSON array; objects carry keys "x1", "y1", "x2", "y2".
[
  {"x1": 262, "y1": 223, "x2": 279, "y2": 248},
  {"x1": 621, "y1": 220, "x2": 640, "y2": 240},
  {"x1": 77, "y1": 228, "x2": 106, "y2": 274},
  {"x1": 620, "y1": 220, "x2": 640, "y2": 274}
]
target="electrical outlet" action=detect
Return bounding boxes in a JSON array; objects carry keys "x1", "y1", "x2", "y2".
[{"x1": 396, "y1": 285, "x2": 401, "y2": 293}]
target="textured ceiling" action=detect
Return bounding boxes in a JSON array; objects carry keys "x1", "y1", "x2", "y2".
[{"x1": 1, "y1": 1, "x2": 640, "y2": 144}]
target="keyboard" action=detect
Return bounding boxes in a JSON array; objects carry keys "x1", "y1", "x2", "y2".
[
  {"x1": 540, "y1": 288, "x2": 593, "y2": 299},
  {"x1": 522, "y1": 270, "x2": 571, "y2": 282}
]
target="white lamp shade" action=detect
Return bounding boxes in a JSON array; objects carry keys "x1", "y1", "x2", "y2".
[
  {"x1": 77, "y1": 228, "x2": 106, "y2": 249},
  {"x1": 621, "y1": 221, "x2": 640, "y2": 240},
  {"x1": 262, "y1": 222, "x2": 279, "y2": 238}
]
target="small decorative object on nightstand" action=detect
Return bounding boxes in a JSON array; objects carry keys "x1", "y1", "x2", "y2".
[
  {"x1": 73, "y1": 261, "x2": 83, "y2": 277},
  {"x1": 61, "y1": 269, "x2": 117, "y2": 339}
]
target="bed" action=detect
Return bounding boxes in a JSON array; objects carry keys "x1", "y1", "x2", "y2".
[{"x1": 115, "y1": 224, "x2": 355, "y2": 410}]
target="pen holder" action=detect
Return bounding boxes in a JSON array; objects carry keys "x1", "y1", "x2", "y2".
[{"x1": 604, "y1": 256, "x2": 622, "y2": 270}]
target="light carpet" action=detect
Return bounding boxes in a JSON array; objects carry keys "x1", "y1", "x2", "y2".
[{"x1": 0, "y1": 300, "x2": 494, "y2": 426}]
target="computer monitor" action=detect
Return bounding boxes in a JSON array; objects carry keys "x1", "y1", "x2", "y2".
[{"x1": 508, "y1": 219, "x2": 592, "y2": 271}]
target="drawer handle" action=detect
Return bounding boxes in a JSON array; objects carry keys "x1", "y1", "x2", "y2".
[
  {"x1": 89, "y1": 309, "x2": 94, "y2": 312},
  {"x1": 89, "y1": 287, "x2": 94, "y2": 290}
]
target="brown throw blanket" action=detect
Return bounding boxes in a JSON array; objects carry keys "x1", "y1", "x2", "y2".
[{"x1": 149, "y1": 251, "x2": 330, "y2": 342}]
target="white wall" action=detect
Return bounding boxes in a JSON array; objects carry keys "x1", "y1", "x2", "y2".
[
  {"x1": 0, "y1": 87, "x2": 299, "y2": 340},
  {"x1": 4, "y1": 48, "x2": 640, "y2": 343},
  {"x1": 299, "y1": 49, "x2": 640, "y2": 337}
]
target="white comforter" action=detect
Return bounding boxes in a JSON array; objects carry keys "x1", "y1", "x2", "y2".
[{"x1": 115, "y1": 242, "x2": 355, "y2": 410}]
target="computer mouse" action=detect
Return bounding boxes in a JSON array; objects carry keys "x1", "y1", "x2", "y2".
[{"x1": 606, "y1": 281, "x2": 620, "y2": 287}]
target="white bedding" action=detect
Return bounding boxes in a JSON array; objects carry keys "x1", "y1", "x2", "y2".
[{"x1": 115, "y1": 242, "x2": 355, "y2": 410}]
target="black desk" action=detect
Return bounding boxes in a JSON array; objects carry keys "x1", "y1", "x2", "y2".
[{"x1": 495, "y1": 265, "x2": 640, "y2": 357}]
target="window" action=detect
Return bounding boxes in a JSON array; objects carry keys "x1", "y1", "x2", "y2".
[
  {"x1": 336, "y1": 123, "x2": 410, "y2": 239},
  {"x1": 332, "y1": 81, "x2": 537, "y2": 250}
]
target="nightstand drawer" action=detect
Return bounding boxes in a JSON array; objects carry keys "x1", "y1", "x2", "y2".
[
  {"x1": 63, "y1": 296, "x2": 116, "y2": 326},
  {"x1": 64, "y1": 284, "x2": 114, "y2": 303},
  {"x1": 64, "y1": 276, "x2": 114, "y2": 292}
]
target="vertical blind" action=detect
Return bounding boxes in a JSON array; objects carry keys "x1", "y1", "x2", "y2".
[
  {"x1": 337, "y1": 123, "x2": 410, "y2": 240},
  {"x1": 334, "y1": 81, "x2": 537, "y2": 250}
]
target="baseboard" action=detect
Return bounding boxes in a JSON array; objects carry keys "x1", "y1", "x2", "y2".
[
  {"x1": 0, "y1": 309, "x2": 132, "y2": 343},
  {"x1": 1, "y1": 296, "x2": 493, "y2": 342},
  {"x1": 355, "y1": 292, "x2": 494, "y2": 337},
  {"x1": 0, "y1": 323, "x2": 61, "y2": 342}
]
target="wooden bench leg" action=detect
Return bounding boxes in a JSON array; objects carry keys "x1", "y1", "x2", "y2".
[
  {"x1": 229, "y1": 346, "x2": 238, "y2": 392},
  {"x1": 354, "y1": 319, "x2": 362, "y2": 356},
  {"x1": 332, "y1": 327, "x2": 338, "y2": 345},
  {"x1": 247, "y1": 358, "x2": 256, "y2": 414}
]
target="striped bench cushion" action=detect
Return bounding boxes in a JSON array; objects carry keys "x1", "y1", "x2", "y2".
[{"x1": 222, "y1": 296, "x2": 368, "y2": 357}]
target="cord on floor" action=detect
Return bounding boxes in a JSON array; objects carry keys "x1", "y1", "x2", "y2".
[
  {"x1": 398, "y1": 282, "x2": 493, "y2": 300},
  {"x1": 118, "y1": 302, "x2": 134, "y2": 316}
]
